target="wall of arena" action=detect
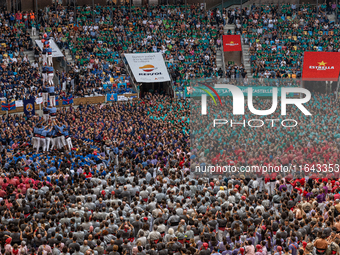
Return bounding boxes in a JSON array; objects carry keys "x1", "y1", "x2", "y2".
[{"x1": 0, "y1": 94, "x2": 138, "y2": 115}]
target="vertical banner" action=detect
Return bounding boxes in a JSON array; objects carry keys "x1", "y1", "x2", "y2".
[
  {"x1": 223, "y1": 35, "x2": 242, "y2": 52},
  {"x1": 23, "y1": 97, "x2": 35, "y2": 117}
]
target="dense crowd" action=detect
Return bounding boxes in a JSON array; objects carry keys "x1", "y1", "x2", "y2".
[
  {"x1": 30, "y1": 4, "x2": 224, "y2": 96},
  {"x1": 0, "y1": 89, "x2": 338, "y2": 255},
  {"x1": 0, "y1": 3, "x2": 228, "y2": 101},
  {"x1": 1, "y1": 2, "x2": 340, "y2": 255},
  {"x1": 0, "y1": 13, "x2": 36, "y2": 101},
  {"x1": 190, "y1": 91, "x2": 340, "y2": 171},
  {"x1": 227, "y1": 3, "x2": 340, "y2": 78}
]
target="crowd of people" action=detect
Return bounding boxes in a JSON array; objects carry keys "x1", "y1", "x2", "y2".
[
  {"x1": 190, "y1": 90, "x2": 340, "y2": 171},
  {"x1": 226, "y1": 3, "x2": 340, "y2": 78},
  {"x1": 0, "y1": 3, "x2": 228, "y2": 102},
  {"x1": 0, "y1": 88, "x2": 340, "y2": 255},
  {"x1": 1, "y1": 2, "x2": 340, "y2": 255}
]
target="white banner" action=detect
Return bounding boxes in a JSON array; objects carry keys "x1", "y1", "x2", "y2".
[
  {"x1": 124, "y1": 53, "x2": 170, "y2": 83},
  {"x1": 35, "y1": 97, "x2": 43, "y2": 104},
  {"x1": 15, "y1": 100, "x2": 23, "y2": 107},
  {"x1": 35, "y1": 38, "x2": 64, "y2": 58},
  {"x1": 117, "y1": 95, "x2": 128, "y2": 101}
]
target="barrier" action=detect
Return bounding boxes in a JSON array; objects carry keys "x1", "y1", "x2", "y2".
[{"x1": 0, "y1": 94, "x2": 138, "y2": 115}]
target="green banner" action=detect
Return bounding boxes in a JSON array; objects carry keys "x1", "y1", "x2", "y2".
[{"x1": 185, "y1": 86, "x2": 295, "y2": 98}]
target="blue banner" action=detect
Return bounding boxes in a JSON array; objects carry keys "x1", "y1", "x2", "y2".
[
  {"x1": 62, "y1": 95, "x2": 74, "y2": 105},
  {"x1": 1, "y1": 101, "x2": 16, "y2": 111},
  {"x1": 23, "y1": 97, "x2": 35, "y2": 117},
  {"x1": 107, "y1": 93, "x2": 117, "y2": 102}
]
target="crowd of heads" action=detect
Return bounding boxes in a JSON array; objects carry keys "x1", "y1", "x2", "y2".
[
  {"x1": 227, "y1": 2, "x2": 340, "y2": 78},
  {"x1": 0, "y1": 2, "x2": 340, "y2": 255}
]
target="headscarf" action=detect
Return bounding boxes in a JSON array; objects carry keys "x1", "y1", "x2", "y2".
[
  {"x1": 256, "y1": 245, "x2": 262, "y2": 253},
  {"x1": 303, "y1": 241, "x2": 307, "y2": 250},
  {"x1": 277, "y1": 246, "x2": 282, "y2": 255}
]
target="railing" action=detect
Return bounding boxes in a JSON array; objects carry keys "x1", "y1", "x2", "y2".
[{"x1": 221, "y1": 35, "x2": 226, "y2": 79}]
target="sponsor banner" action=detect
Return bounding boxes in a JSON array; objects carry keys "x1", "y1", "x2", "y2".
[
  {"x1": 302, "y1": 52, "x2": 340, "y2": 81},
  {"x1": 223, "y1": 35, "x2": 242, "y2": 52},
  {"x1": 35, "y1": 38, "x2": 64, "y2": 58},
  {"x1": 185, "y1": 86, "x2": 294, "y2": 98},
  {"x1": 124, "y1": 53, "x2": 170, "y2": 83}
]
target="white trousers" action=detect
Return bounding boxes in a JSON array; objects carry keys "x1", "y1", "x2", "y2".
[
  {"x1": 48, "y1": 55, "x2": 53, "y2": 66},
  {"x1": 32, "y1": 137, "x2": 38, "y2": 149},
  {"x1": 49, "y1": 95, "x2": 56, "y2": 107},
  {"x1": 42, "y1": 54, "x2": 47, "y2": 65},
  {"x1": 42, "y1": 92, "x2": 49, "y2": 103},
  {"x1": 54, "y1": 136, "x2": 62, "y2": 149},
  {"x1": 66, "y1": 137, "x2": 73, "y2": 150},
  {"x1": 257, "y1": 177, "x2": 264, "y2": 192},
  {"x1": 45, "y1": 137, "x2": 51, "y2": 152},
  {"x1": 32, "y1": 27, "x2": 36, "y2": 36},
  {"x1": 36, "y1": 137, "x2": 41, "y2": 152},
  {"x1": 48, "y1": 73, "x2": 54, "y2": 85},
  {"x1": 42, "y1": 73, "x2": 47, "y2": 84},
  {"x1": 40, "y1": 138, "x2": 46, "y2": 152},
  {"x1": 50, "y1": 137, "x2": 56, "y2": 150},
  {"x1": 43, "y1": 114, "x2": 49, "y2": 121},
  {"x1": 264, "y1": 182, "x2": 270, "y2": 194},
  {"x1": 60, "y1": 136, "x2": 66, "y2": 147}
]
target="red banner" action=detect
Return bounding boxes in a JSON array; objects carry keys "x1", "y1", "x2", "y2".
[
  {"x1": 223, "y1": 35, "x2": 242, "y2": 52},
  {"x1": 302, "y1": 52, "x2": 340, "y2": 81}
]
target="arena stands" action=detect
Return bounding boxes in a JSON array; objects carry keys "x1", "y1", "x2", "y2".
[
  {"x1": 226, "y1": 3, "x2": 340, "y2": 78},
  {"x1": 0, "y1": 2, "x2": 339, "y2": 255}
]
